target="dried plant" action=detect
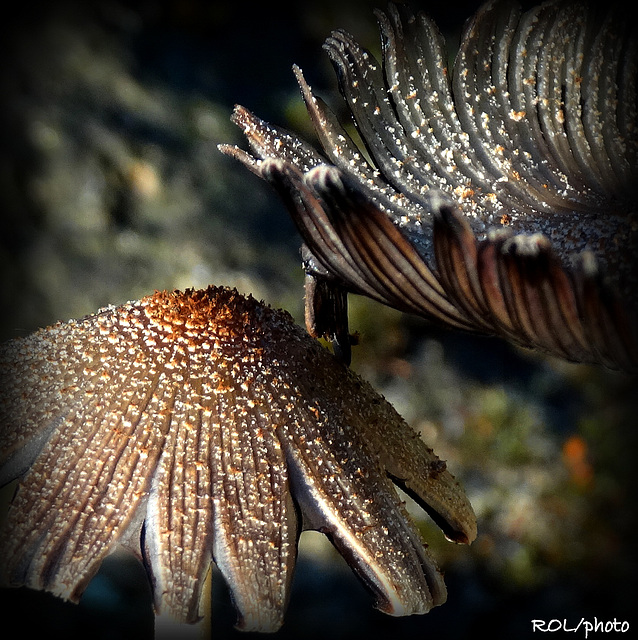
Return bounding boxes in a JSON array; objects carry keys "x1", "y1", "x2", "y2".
[
  {"x1": 3, "y1": 0, "x2": 636, "y2": 635},
  {"x1": 0, "y1": 286, "x2": 475, "y2": 631},
  {"x1": 221, "y1": 0, "x2": 637, "y2": 370}
]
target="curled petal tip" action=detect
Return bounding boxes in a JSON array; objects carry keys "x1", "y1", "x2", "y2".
[
  {"x1": 260, "y1": 156, "x2": 288, "y2": 176},
  {"x1": 578, "y1": 250, "x2": 599, "y2": 278},
  {"x1": 226, "y1": 0, "x2": 637, "y2": 370},
  {"x1": 502, "y1": 233, "x2": 552, "y2": 258},
  {"x1": 304, "y1": 164, "x2": 343, "y2": 190}
]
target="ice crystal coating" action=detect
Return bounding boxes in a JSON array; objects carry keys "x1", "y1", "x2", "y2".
[
  {"x1": 221, "y1": 0, "x2": 637, "y2": 370},
  {"x1": 0, "y1": 286, "x2": 476, "y2": 631}
]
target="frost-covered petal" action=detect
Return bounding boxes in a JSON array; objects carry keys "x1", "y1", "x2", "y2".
[
  {"x1": 0, "y1": 301, "x2": 173, "y2": 599},
  {"x1": 252, "y1": 314, "x2": 476, "y2": 615},
  {"x1": 0, "y1": 286, "x2": 476, "y2": 630},
  {"x1": 221, "y1": 0, "x2": 637, "y2": 371}
]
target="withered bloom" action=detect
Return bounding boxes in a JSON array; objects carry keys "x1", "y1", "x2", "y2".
[
  {"x1": 220, "y1": 0, "x2": 637, "y2": 370},
  {"x1": 0, "y1": 286, "x2": 476, "y2": 631}
]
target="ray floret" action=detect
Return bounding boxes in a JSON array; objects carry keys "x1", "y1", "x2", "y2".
[
  {"x1": 220, "y1": 0, "x2": 637, "y2": 370},
  {"x1": 0, "y1": 286, "x2": 476, "y2": 630}
]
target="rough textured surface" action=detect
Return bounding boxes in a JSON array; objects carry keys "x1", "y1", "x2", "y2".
[
  {"x1": 222, "y1": 0, "x2": 637, "y2": 370},
  {"x1": 1, "y1": 1, "x2": 636, "y2": 638},
  {"x1": 0, "y1": 286, "x2": 476, "y2": 630}
]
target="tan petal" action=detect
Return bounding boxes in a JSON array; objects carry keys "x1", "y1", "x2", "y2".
[
  {"x1": 143, "y1": 373, "x2": 214, "y2": 623},
  {"x1": 135, "y1": 288, "x2": 299, "y2": 630},
  {"x1": 361, "y1": 398, "x2": 477, "y2": 546},
  {"x1": 208, "y1": 379, "x2": 298, "y2": 632},
  {"x1": 281, "y1": 396, "x2": 445, "y2": 615},
  {"x1": 0, "y1": 317, "x2": 112, "y2": 484},
  {"x1": 256, "y1": 325, "x2": 476, "y2": 615},
  {"x1": 0, "y1": 303, "x2": 174, "y2": 599}
]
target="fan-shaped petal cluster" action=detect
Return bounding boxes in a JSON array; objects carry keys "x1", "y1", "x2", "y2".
[
  {"x1": 220, "y1": 0, "x2": 637, "y2": 370},
  {"x1": 0, "y1": 286, "x2": 476, "y2": 631}
]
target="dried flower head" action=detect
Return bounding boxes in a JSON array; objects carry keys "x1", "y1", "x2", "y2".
[
  {"x1": 0, "y1": 286, "x2": 476, "y2": 631},
  {"x1": 220, "y1": 0, "x2": 637, "y2": 370}
]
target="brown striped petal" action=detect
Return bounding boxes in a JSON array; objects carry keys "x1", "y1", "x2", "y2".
[
  {"x1": 0, "y1": 286, "x2": 475, "y2": 629},
  {"x1": 221, "y1": 0, "x2": 637, "y2": 371}
]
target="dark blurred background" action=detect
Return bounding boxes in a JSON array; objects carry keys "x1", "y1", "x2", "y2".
[{"x1": 1, "y1": 1, "x2": 636, "y2": 638}]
